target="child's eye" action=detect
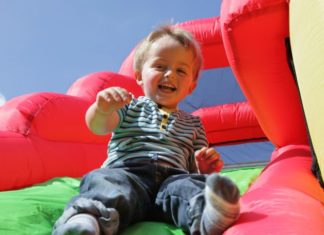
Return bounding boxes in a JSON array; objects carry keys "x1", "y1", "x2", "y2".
[
  {"x1": 155, "y1": 64, "x2": 165, "y2": 70},
  {"x1": 177, "y1": 69, "x2": 187, "y2": 75}
]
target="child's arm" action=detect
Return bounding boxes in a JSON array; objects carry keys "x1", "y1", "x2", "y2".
[
  {"x1": 85, "y1": 87, "x2": 132, "y2": 135},
  {"x1": 195, "y1": 147, "x2": 224, "y2": 174}
]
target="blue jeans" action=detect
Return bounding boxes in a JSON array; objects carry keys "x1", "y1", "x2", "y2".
[{"x1": 66, "y1": 157, "x2": 207, "y2": 234}]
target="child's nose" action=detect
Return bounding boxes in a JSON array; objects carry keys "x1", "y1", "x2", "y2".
[{"x1": 164, "y1": 68, "x2": 174, "y2": 78}]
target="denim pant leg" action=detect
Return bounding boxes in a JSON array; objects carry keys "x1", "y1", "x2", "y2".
[
  {"x1": 155, "y1": 173, "x2": 207, "y2": 234},
  {"x1": 66, "y1": 164, "x2": 155, "y2": 230}
]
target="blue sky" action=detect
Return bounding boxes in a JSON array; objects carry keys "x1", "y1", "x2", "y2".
[{"x1": 0, "y1": 0, "x2": 221, "y2": 101}]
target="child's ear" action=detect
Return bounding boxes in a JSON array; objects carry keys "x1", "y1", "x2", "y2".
[
  {"x1": 188, "y1": 81, "x2": 197, "y2": 94},
  {"x1": 135, "y1": 71, "x2": 143, "y2": 86}
]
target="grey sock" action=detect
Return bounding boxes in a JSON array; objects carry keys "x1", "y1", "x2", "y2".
[
  {"x1": 200, "y1": 173, "x2": 240, "y2": 235},
  {"x1": 97, "y1": 209, "x2": 119, "y2": 235},
  {"x1": 53, "y1": 213, "x2": 100, "y2": 235},
  {"x1": 52, "y1": 199, "x2": 119, "y2": 235},
  {"x1": 71, "y1": 198, "x2": 119, "y2": 235}
]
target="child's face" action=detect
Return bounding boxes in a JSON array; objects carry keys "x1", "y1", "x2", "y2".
[{"x1": 135, "y1": 36, "x2": 197, "y2": 110}]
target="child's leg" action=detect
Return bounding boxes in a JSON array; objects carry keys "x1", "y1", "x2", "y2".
[
  {"x1": 200, "y1": 173, "x2": 240, "y2": 235},
  {"x1": 155, "y1": 173, "x2": 207, "y2": 234},
  {"x1": 155, "y1": 173, "x2": 239, "y2": 235},
  {"x1": 53, "y1": 164, "x2": 154, "y2": 235}
]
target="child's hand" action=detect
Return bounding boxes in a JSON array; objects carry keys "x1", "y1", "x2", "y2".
[
  {"x1": 195, "y1": 147, "x2": 224, "y2": 174},
  {"x1": 95, "y1": 87, "x2": 133, "y2": 115}
]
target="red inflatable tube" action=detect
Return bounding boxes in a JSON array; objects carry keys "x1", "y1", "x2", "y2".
[
  {"x1": 220, "y1": 0, "x2": 308, "y2": 147},
  {"x1": 119, "y1": 17, "x2": 229, "y2": 77},
  {"x1": 193, "y1": 101, "x2": 266, "y2": 145}
]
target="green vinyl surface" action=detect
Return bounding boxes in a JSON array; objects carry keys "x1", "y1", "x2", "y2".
[{"x1": 0, "y1": 167, "x2": 262, "y2": 235}]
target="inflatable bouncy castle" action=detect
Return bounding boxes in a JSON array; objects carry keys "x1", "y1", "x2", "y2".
[{"x1": 0, "y1": 0, "x2": 323, "y2": 234}]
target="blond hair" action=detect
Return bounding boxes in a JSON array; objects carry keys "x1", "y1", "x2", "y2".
[{"x1": 133, "y1": 26, "x2": 203, "y2": 81}]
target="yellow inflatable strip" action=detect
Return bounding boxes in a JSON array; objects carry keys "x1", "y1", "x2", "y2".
[{"x1": 290, "y1": 0, "x2": 324, "y2": 179}]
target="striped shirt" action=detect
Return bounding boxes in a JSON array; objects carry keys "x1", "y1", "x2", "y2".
[{"x1": 102, "y1": 96, "x2": 208, "y2": 173}]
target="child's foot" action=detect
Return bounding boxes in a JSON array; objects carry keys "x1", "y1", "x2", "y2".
[
  {"x1": 52, "y1": 198, "x2": 119, "y2": 235},
  {"x1": 53, "y1": 213, "x2": 100, "y2": 235},
  {"x1": 200, "y1": 173, "x2": 240, "y2": 235}
]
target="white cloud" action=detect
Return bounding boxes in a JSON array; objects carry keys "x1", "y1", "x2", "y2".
[{"x1": 0, "y1": 93, "x2": 6, "y2": 106}]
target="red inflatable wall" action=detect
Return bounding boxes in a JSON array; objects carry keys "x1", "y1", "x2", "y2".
[{"x1": 220, "y1": 0, "x2": 324, "y2": 234}]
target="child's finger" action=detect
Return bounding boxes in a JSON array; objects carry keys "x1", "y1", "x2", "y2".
[
  {"x1": 195, "y1": 147, "x2": 208, "y2": 161},
  {"x1": 214, "y1": 159, "x2": 224, "y2": 172},
  {"x1": 204, "y1": 148, "x2": 220, "y2": 160},
  {"x1": 208, "y1": 158, "x2": 224, "y2": 172},
  {"x1": 115, "y1": 88, "x2": 132, "y2": 103}
]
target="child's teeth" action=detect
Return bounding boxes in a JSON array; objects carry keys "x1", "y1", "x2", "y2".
[{"x1": 159, "y1": 84, "x2": 175, "y2": 91}]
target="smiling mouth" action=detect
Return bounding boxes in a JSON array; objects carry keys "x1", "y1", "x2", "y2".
[{"x1": 158, "y1": 84, "x2": 176, "y2": 92}]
